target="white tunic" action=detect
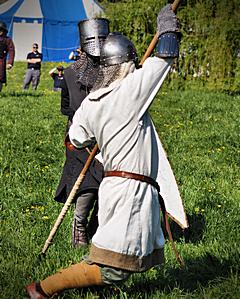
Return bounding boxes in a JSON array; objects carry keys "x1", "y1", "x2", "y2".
[{"x1": 69, "y1": 57, "x2": 187, "y2": 271}]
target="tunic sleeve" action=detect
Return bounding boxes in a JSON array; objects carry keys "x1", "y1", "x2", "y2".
[
  {"x1": 69, "y1": 102, "x2": 96, "y2": 149},
  {"x1": 121, "y1": 57, "x2": 173, "y2": 120}
]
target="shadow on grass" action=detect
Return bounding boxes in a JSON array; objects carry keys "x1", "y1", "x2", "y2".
[
  {"x1": 0, "y1": 91, "x2": 44, "y2": 97},
  {"x1": 127, "y1": 253, "x2": 237, "y2": 295},
  {"x1": 162, "y1": 213, "x2": 206, "y2": 244},
  {"x1": 58, "y1": 252, "x2": 237, "y2": 298},
  {"x1": 224, "y1": 90, "x2": 240, "y2": 96}
]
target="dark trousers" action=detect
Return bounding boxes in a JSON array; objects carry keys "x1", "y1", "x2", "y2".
[{"x1": 74, "y1": 191, "x2": 97, "y2": 227}]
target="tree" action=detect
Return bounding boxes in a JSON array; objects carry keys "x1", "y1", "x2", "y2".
[{"x1": 100, "y1": 0, "x2": 240, "y2": 92}]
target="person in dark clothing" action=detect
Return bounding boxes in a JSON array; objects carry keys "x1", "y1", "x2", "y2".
[
  {"x1": 49, "y1": 65, "x2": 64, "y2": 91},
  {"x1": 23, "y1": 43, "x2": 42, "y2": 90},
  {"x1": 54, "y1": 18, "x2": 109, "y2": 247},
  {"x1": 0, "y1": 21, "x2": 15, "y2": 92}
]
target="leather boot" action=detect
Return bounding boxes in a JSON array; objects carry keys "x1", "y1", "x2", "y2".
[
  {"x1": 72, "y1": 219, "x2": 88, "y2": 247},
  {"x1": 26, "y1": 282, "x2": 48, "y2": 299},
  {"x1": 72, "y1": 192, "x2": 97, "y2": 247}
]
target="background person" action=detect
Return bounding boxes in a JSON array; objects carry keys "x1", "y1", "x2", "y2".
[
  {"x1": 49, "y1": 65, "x2": 64, "y2": 91},
  {"x1": 23, "y1": 43, "x2": 42, "y2": 90},
  {"x1": 26, "y1": 5, "x2": 185, "y2": 298},
  {"x1": 0, "y1": 21, "x2": 15, "y2": 92},
  {"x1": 54, "y1": 18, "x2": 109, "y2": 247},
  {"x1": 68, "y1": 47, "x2": 81, "y2": 61}
]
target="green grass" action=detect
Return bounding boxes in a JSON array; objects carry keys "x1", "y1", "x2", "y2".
[{"x1": 0, "y1": 62, "x2": 239, "y2": 298}]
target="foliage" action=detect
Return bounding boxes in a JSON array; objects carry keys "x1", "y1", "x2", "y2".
[
  {"x1": 0, "y1": 62, "x2": 239, "y2": 298},
  {"x1": 100, "y1": 0, "x2": 240, "y2": 92}
]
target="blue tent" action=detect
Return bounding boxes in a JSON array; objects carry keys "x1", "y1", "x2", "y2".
[{"x1": 0, "y1": 0, "x2": 103, "y2": 61}]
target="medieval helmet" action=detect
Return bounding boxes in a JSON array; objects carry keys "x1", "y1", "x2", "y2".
[
  {"x1": 78, "y1": 18, "x2": 109, "y2": 57},
  {"x1": 0, "y1": 21, "x2": 8, "y2": 33},
  {"x1": 100, "y1": 32, "x2": 138, "y2": 67}
]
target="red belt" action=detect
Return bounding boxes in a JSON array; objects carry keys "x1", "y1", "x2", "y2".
[{"x1": 104, "y1": 170, "x2": 185, "y2": 267}]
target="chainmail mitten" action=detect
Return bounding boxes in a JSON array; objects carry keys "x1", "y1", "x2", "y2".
[{"x1": 157, "y1": 4, "x2": 179, "y2": 36}]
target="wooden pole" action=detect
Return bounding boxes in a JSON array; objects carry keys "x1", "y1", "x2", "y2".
[{"x1": 41, "y1": 144, "x2": 99, "y2": 255}]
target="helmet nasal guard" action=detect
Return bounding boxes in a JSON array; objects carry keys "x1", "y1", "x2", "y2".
[{"x1": 78, "y1": 18, "x2": 110, "y2": 57}]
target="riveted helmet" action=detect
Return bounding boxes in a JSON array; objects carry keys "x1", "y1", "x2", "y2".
[
  {"x1": 0, "y1": 21, "x2": 8, "y2": 33},
  {"x1": 78, "y1": 18, "x2": 109, "y2": 57},
  {"x1": 100, "y1": 32, "x2": 138, "y2": 67}
]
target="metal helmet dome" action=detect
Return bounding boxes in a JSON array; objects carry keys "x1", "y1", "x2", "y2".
[{"x1": 100, "y1": 32, "x2": 138, "y2": 66}]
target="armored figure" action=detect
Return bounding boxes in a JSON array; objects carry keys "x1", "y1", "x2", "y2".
[
  {"x1": 54, "y1": 18, "x2": 109, "y2": 247},
  {"x1": 26, "y1": 5, "x2": 187, "y2": 298}
]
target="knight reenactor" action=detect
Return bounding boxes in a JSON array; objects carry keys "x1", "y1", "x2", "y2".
[
  {"x1": 26, "y1": 4, "x2": 187, "y2": 298},
  {"x1": 0, "y1": 21, "x2": 15, "y2": 92},
  {"x1": 54, "y1": 18, "x2": 109, "y2": 247}
]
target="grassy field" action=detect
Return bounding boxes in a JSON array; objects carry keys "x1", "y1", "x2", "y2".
[{"x1": 0, "y1": 62, "x2": 239, "y2": 298}]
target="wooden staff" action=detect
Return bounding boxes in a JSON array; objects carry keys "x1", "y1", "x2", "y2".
[
  {"x1": 41, "y1": 144, "x2": 99, "y2": 255},
  {"x1": 41, "y1": 0, "x2": 182, "y2": 255}
]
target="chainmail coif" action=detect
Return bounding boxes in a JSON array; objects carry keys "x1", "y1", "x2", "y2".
[
  {"x1": 91, "y1": 61, "x2": 136, "y2": 92},
  {"x1": 71, "y1": 51, "x2": 100, "y2": 88}
]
